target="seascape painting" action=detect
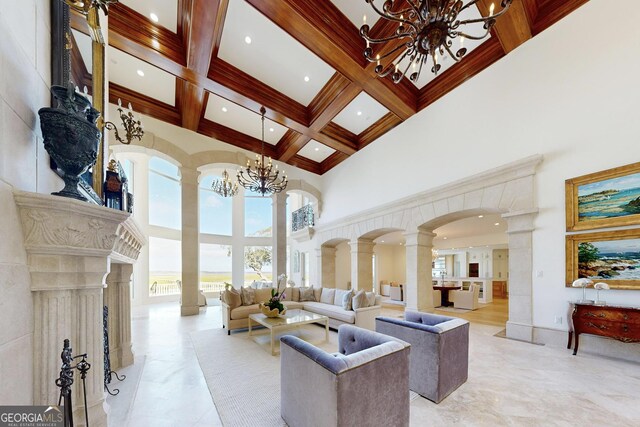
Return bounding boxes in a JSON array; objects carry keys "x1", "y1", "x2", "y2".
[
  {"x1": 577, "y1": 173, "x2": 640, "y2": 221},
  {"x1": 578, "y1": 239, "x2": 640, "y2": 281}
]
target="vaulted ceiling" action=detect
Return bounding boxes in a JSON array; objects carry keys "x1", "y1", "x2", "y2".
[{"x1": 70, "y1": 0, "x2": 588, "y2": 175}]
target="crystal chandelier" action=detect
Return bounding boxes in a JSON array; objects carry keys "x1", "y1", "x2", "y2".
[
  {"x1": 432, "y1": 248, "x2": 439, "y2": 260},
  {"x1": 237, "y1": 107, "x2": 288, "y2": 196},
  {"x1": 360, "y1": 0, "x2": 513, "y2": 82},
  {"x1": 211, "y1": 170, "x2": 239, "y2": 197}
]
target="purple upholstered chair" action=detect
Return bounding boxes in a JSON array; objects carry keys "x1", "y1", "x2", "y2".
[
  {"x1": 376, "y1": 311, "x2": 469, "y2": 403},
  {"x1": 280, "y1": 324, "x2": 410, "y2": 427}
]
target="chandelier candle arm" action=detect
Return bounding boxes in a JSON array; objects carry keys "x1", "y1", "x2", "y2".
[{"x1": 104, "y1": 98, "x2": 144, "y2": 145}]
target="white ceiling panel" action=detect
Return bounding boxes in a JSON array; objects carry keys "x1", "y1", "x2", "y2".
[
  {"x1": 108, "y1": 47, "x2": 176, "y2": 106},
  {"x1": 394, "y1": 5, "x2": 489, "y2": 89},
  {"x1": 297, "y1": 140, "x2": 335, "y2": 163},
  {"x1": 204, "y1": 93, "x2": 288, "y2": 145},
  {"x1": 331, "y1": 0, "x2": 380, "y2": 29},
  {"x1": 119, "y1": 0, "x2": 178, "y2": 32},
  {"x1": 332, "y1": 91, "x2": 389, "y2": 135},
  {"x1": 218, "y1": 0, "x2": 335, "y2": 106},
  {"x1": 72, "y1": 29, "x2": 92, "y2": 74}
]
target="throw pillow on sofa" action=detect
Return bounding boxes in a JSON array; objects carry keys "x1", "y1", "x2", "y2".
[
  {"x1": 254, "y1": 288, "x2": 272, "y2": 304},
  {"x1": 320, "y1": 288, "x2": 336, "y2": 305},
  {"x1": 241, "y1": 287, "x2": 255, "y2": 305},
  {"x1": 334, "y1": 289, "x2": 353, "y2": 310},
  {"x1": 365, "y1": 292, "x2": 376, "y2": 307},
  {"x1": 300, "y1": 287, "x2": 316, "y2": 302},
  {"x1": 352, "y1": 290, "x2": 368, "y2": 309},
  {"x1": 223, "y1": 287, "x2": 242, "y2": 309}
]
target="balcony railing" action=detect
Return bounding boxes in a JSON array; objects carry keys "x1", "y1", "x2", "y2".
[{"x1": 292, "y1": 204, "x2": 314, "y2": 232}]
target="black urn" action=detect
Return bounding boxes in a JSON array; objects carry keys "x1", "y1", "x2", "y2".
[{"x1": 38, "y1": 84, "x2": 101, "y2": 201}]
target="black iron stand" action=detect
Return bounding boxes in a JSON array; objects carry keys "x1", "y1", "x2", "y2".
[
  {"x1": 55, "y1": 339, "x2": 91, "y2": 427},
  {"x1": 103, "y1": 306, "x2": 126, "y2": 396}
]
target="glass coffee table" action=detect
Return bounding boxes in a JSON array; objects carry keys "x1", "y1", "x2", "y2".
[{"x1": 248, "y1": 309, "x2": 329, "y2": 355}]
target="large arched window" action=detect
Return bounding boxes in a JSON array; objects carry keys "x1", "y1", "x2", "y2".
[
  {"x1": 245, "y1": 189, "x2": 272, "y2": 237},
  {"x1": 199, "y1": 175, "x2": 233, "y2": 236},
  {"x1": 149, "y1": 157, "x2": 181, "y2": 230}
]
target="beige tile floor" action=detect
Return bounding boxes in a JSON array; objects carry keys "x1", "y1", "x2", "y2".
[{"x1": 109, "y1": 302, "x2": 640, "y2": 426}]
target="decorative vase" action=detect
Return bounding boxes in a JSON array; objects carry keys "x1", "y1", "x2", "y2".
[
  {"x1": 38, "y1": 84, "x2": 101, "y2": 201},
  {"x1": 259, "y1": 303, "x2": 286, "y2": 318}
]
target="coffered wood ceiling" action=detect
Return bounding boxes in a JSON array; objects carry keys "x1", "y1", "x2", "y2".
[{"x1": 70, "y1": 0, "x2": 588, "y2": 175}]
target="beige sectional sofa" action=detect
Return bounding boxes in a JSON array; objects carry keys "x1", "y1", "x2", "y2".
[{"x1": 220, "y1": 286, "x2": 382, "y2": 335}]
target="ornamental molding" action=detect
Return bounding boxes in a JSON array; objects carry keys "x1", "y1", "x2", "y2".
[{"x1": 14, "y1": 191, "x2": 144, "y2": 261}]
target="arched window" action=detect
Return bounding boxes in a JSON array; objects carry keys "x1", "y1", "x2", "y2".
[
  {"x1": 149, "y1": 157, "x2": 181, "y2": 230},
  {"x1": 199, "y1": 175, "x2": 233, "y2": 236},
  {"x1": 245, "y1": 189, "x2": 272, "y2": 237}
]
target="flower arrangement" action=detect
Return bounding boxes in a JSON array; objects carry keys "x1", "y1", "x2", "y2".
[{"x1": 260, "y1": 274, "x2": 287, "y2": 317}]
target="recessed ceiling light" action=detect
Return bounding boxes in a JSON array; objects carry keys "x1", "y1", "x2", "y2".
[
  {"x1": 245, "y1": 36, "x2": 252, "y2": 44},
  {"x1": 151, "y1": 39, "x2": 160, "y2": 49},
  {"x1": 149, "y1": 13, "x2": 159, "y2": 23},
  {"x1": 304, "y1": 76, "x2": 310, "y2": 82},
  {"x1": 494, "y1": 222, "x2": 500, "y2": 226},
  {"x1": 221, "y1": 107, "x2": 228, "y2": 113},
  {"x1": 356, "y1": 111, "x2": 362, "y2": 116},
  {"x1": 469, "y1": 246, "x2": 473, "y2": 249},
  {"x1": 381, "y1": 240, "x2": 385, "y2": 243},
  {"x1": 136, "y1": 69, "x2": 144, "y2": 77},
  {"x1": 314, "y1": 147, "x2": 319, "y2": 152},
  {"x1": 269, "y1": 127, "x2": 274, "y2": 132},
  {"x1": 478, "y1": 215, "x2": 484, "y2": 218},
  {"x1": 443, "y1": 237, "x2": 447, "y2": 240}
]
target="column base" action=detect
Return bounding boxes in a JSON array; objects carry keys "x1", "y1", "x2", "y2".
[
  {"x1": 118, "y1": 344, "x2": 134, "y2": 368},
  {"x1": 73, "y1": 397, "x2": 108, "y2": 427},
  {"x1": 506, "y1": 321, "x2": 533, "y2": 342},
  {"x1": 181, "y1": 305, "x2": 200, "y2": 316}
]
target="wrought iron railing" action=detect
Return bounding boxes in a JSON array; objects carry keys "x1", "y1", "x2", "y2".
[{"x1": 292, "y1": 204, "x2": 314, "y2": 232}]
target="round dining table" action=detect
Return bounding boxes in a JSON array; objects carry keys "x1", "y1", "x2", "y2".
[{"x1": 432, "y1": 285, "x2": 462, "y2": 307}]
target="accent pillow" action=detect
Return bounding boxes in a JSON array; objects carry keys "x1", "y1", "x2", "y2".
[
  {"x1": 254, "y1": 287, "x2": 272, "y2": 303},
  {"x1": 334, "y1": 289, "x2": 350, "y2": 307},
  {"x1": 365, "y1": 292, "x2": 376, "y2": 307},
  {"x1": 223, "y1": 287, "x2": 242, "y2": 309},
  {"x1": 352, "y1": 290, "x2": 367, "y2": 310},
  {"x1": 341, "y1": 290, "x2": 354, "y2": 310},
  {"x1": 320, "y1": 288, "x2": 336, "y2": 305},
  {"x1": 285, "y1": 287, "x2": 300, "y2": 302},
  {"x1": 299, "y1": 287, "x2": 316, "y2": 302},
  {"x1": 241, "y1": 287, "x2": 255, "y2": 306},
  {"x1": 313, "y1": 287, "x2": 323, "y2": 302}
]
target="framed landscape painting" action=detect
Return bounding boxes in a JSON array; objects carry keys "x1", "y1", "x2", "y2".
[
  {"x1": 566, "y1": 229, "x2": 640, "y2": 290},
  {"x1": 566, "y1": 161, "x2": 640, "y2": 231}
]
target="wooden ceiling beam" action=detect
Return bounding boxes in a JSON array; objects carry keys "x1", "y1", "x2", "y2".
[
  {"x1": 320, "y1": 152, "x2": 350, "y2": 174},
  {"x1": 110, "y1": 83, "x2": 181, "y2": 126},
  {"x1": 477, "y1": 0, "x2": 532, "y2": 54},
  {"x1": 178, "y1": 0, "x2": 228, "y2": 131},
  {"x1": 288, "y1": 155, "x2": 322, "y2": 175},
  {"x1": 276, "y1": 130, "x2": 310, "y2": 163},
  {"x1": 358, "y1": 113, "x2": 403, "y2": 150},
  {"x1": 417, "y1": 38, "x2": 505, "y2": 110},
  {"x1": 533, "y1": 0, "x2": 590, "y2": 35},
  {"x1": 245, "y1": 0, "x2": 417, "y2": 120},
  {"x1": 198, "y1": 118, "x2": 277, "y2": 159}
]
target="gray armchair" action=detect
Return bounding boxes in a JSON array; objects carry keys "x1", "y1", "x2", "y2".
[
  {"x1": 376, "y1": 311, "x2": 469, "y2": 403},
  {"x1": 280, "y1": 324, "x2": 411, "y2": 427}
]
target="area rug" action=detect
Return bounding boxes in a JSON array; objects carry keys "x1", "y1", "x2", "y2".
[{"x1": 191, "y1": 325, "x2": 337, "y2": 427}]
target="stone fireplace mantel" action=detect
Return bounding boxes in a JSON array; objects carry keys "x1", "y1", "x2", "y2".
[{"x1": 13, "y1": 191, "x2": 145, "y2": 427}]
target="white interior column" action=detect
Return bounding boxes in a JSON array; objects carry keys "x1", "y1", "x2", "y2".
[
  {"x1": 319, "y1": 246, "x2": 336, "y2": 288},
  {"x1": 349, "y1": 238, "x2": 375, "y2": 291},
  {"x1": 404, "y1": 229, "x2": 435, "y2": 313},
  {"x1": 180, "y1": 167, "x2": 200, "y2": 316},
  {"x1": 503, "y1": 209, "x2": 538, "y2": 342},
  {"x1": 271, "y1": 192, "x2": 287, "y2": 283},
  {"x1": 104, "y1": 263, "x2": 134, "y2": 370},
  {"x1": 232, "y1": 189, "x2": 245, "y2": 288}
]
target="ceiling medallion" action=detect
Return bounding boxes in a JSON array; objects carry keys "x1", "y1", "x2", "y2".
[
  {"x1": 237, "y1": 107, "x2": 288, "y2": 196},
  {"x1": 360, "y1": 0, "x2": 513, "y2": 82},
  {"x1": 211, "y1": 170, "x2": 239, "y2": 197}
]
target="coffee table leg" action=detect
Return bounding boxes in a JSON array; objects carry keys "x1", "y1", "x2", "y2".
[
  {"x1": 271, "y1": 328, "x2": 275, "y2": 356},
  {"x1": 325, "y1": 319, "x2": 329, "y2": 343},
  {"x1": 248, "y1": 318, "x2": 252, "y2": 336}
]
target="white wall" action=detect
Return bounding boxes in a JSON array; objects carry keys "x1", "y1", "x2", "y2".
[
  {"x1": 0, "y1": 0, "x2": 61, "y2": 405},
  {"x1": 335, "y1": 241, "x2": 351, "y2": 289},
  {"x1": 316, "y1": 0, "x2": 640, "y2": 330}
]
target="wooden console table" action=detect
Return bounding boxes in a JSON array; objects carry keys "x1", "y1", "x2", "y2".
[{"x1": 568, "y1": 303, "x2": 640, "y2": 355}]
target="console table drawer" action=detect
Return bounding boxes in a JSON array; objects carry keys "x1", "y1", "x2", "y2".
[
  {"x1": 580, "y1": 309, "x2": 640, "y2": 324},
  {"x1": 578, "y1": 320, "x2": 640, "y2": 339}
]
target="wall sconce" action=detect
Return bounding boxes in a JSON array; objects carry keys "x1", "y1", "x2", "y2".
[{"x1": 104, "y1": 99, "x2": 144, "y2": 145}]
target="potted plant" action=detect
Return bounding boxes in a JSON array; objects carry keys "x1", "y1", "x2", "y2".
[{"x1": 259, "y1": 274, "x2": 288, "y2": 317}]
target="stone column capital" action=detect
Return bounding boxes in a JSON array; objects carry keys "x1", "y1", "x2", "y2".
[
  {"x1": 403, "y1": 229, "x2": 436, "y2": 246},
  {"x1": 349, "y1": 238, "x2": 375, "y2": 254},
  {"x1": 502, "y1": 208, "x2": 538, "y2": 234},
  {"x1": 179, "y1": 166, "x2": 200, "y2": 183}
]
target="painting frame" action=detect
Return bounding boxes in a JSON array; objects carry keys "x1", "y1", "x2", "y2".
[
  {"x1": 566, "y1": 161, "x2": 640, "y2": 231},
  {"x1": 566, "y1": 228, "x2": 640, "y2": 290}
]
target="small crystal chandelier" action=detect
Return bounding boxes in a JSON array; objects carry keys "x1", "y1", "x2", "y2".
[
  {"x1": 432, "y1": 248, "x2": 439, "y2": 260},
  {"x1": 211, "y1": 170, "x2": 239, "y2": 197},
  {"x1": 360, "y1": 0, "x2": 513, "y2": 82},
  {"x1": 237, "y1": 107, "x2": 287, "y2": 196},
  {"x1": 104, "y1": 98, "x2": 144, "y2": 145}
]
